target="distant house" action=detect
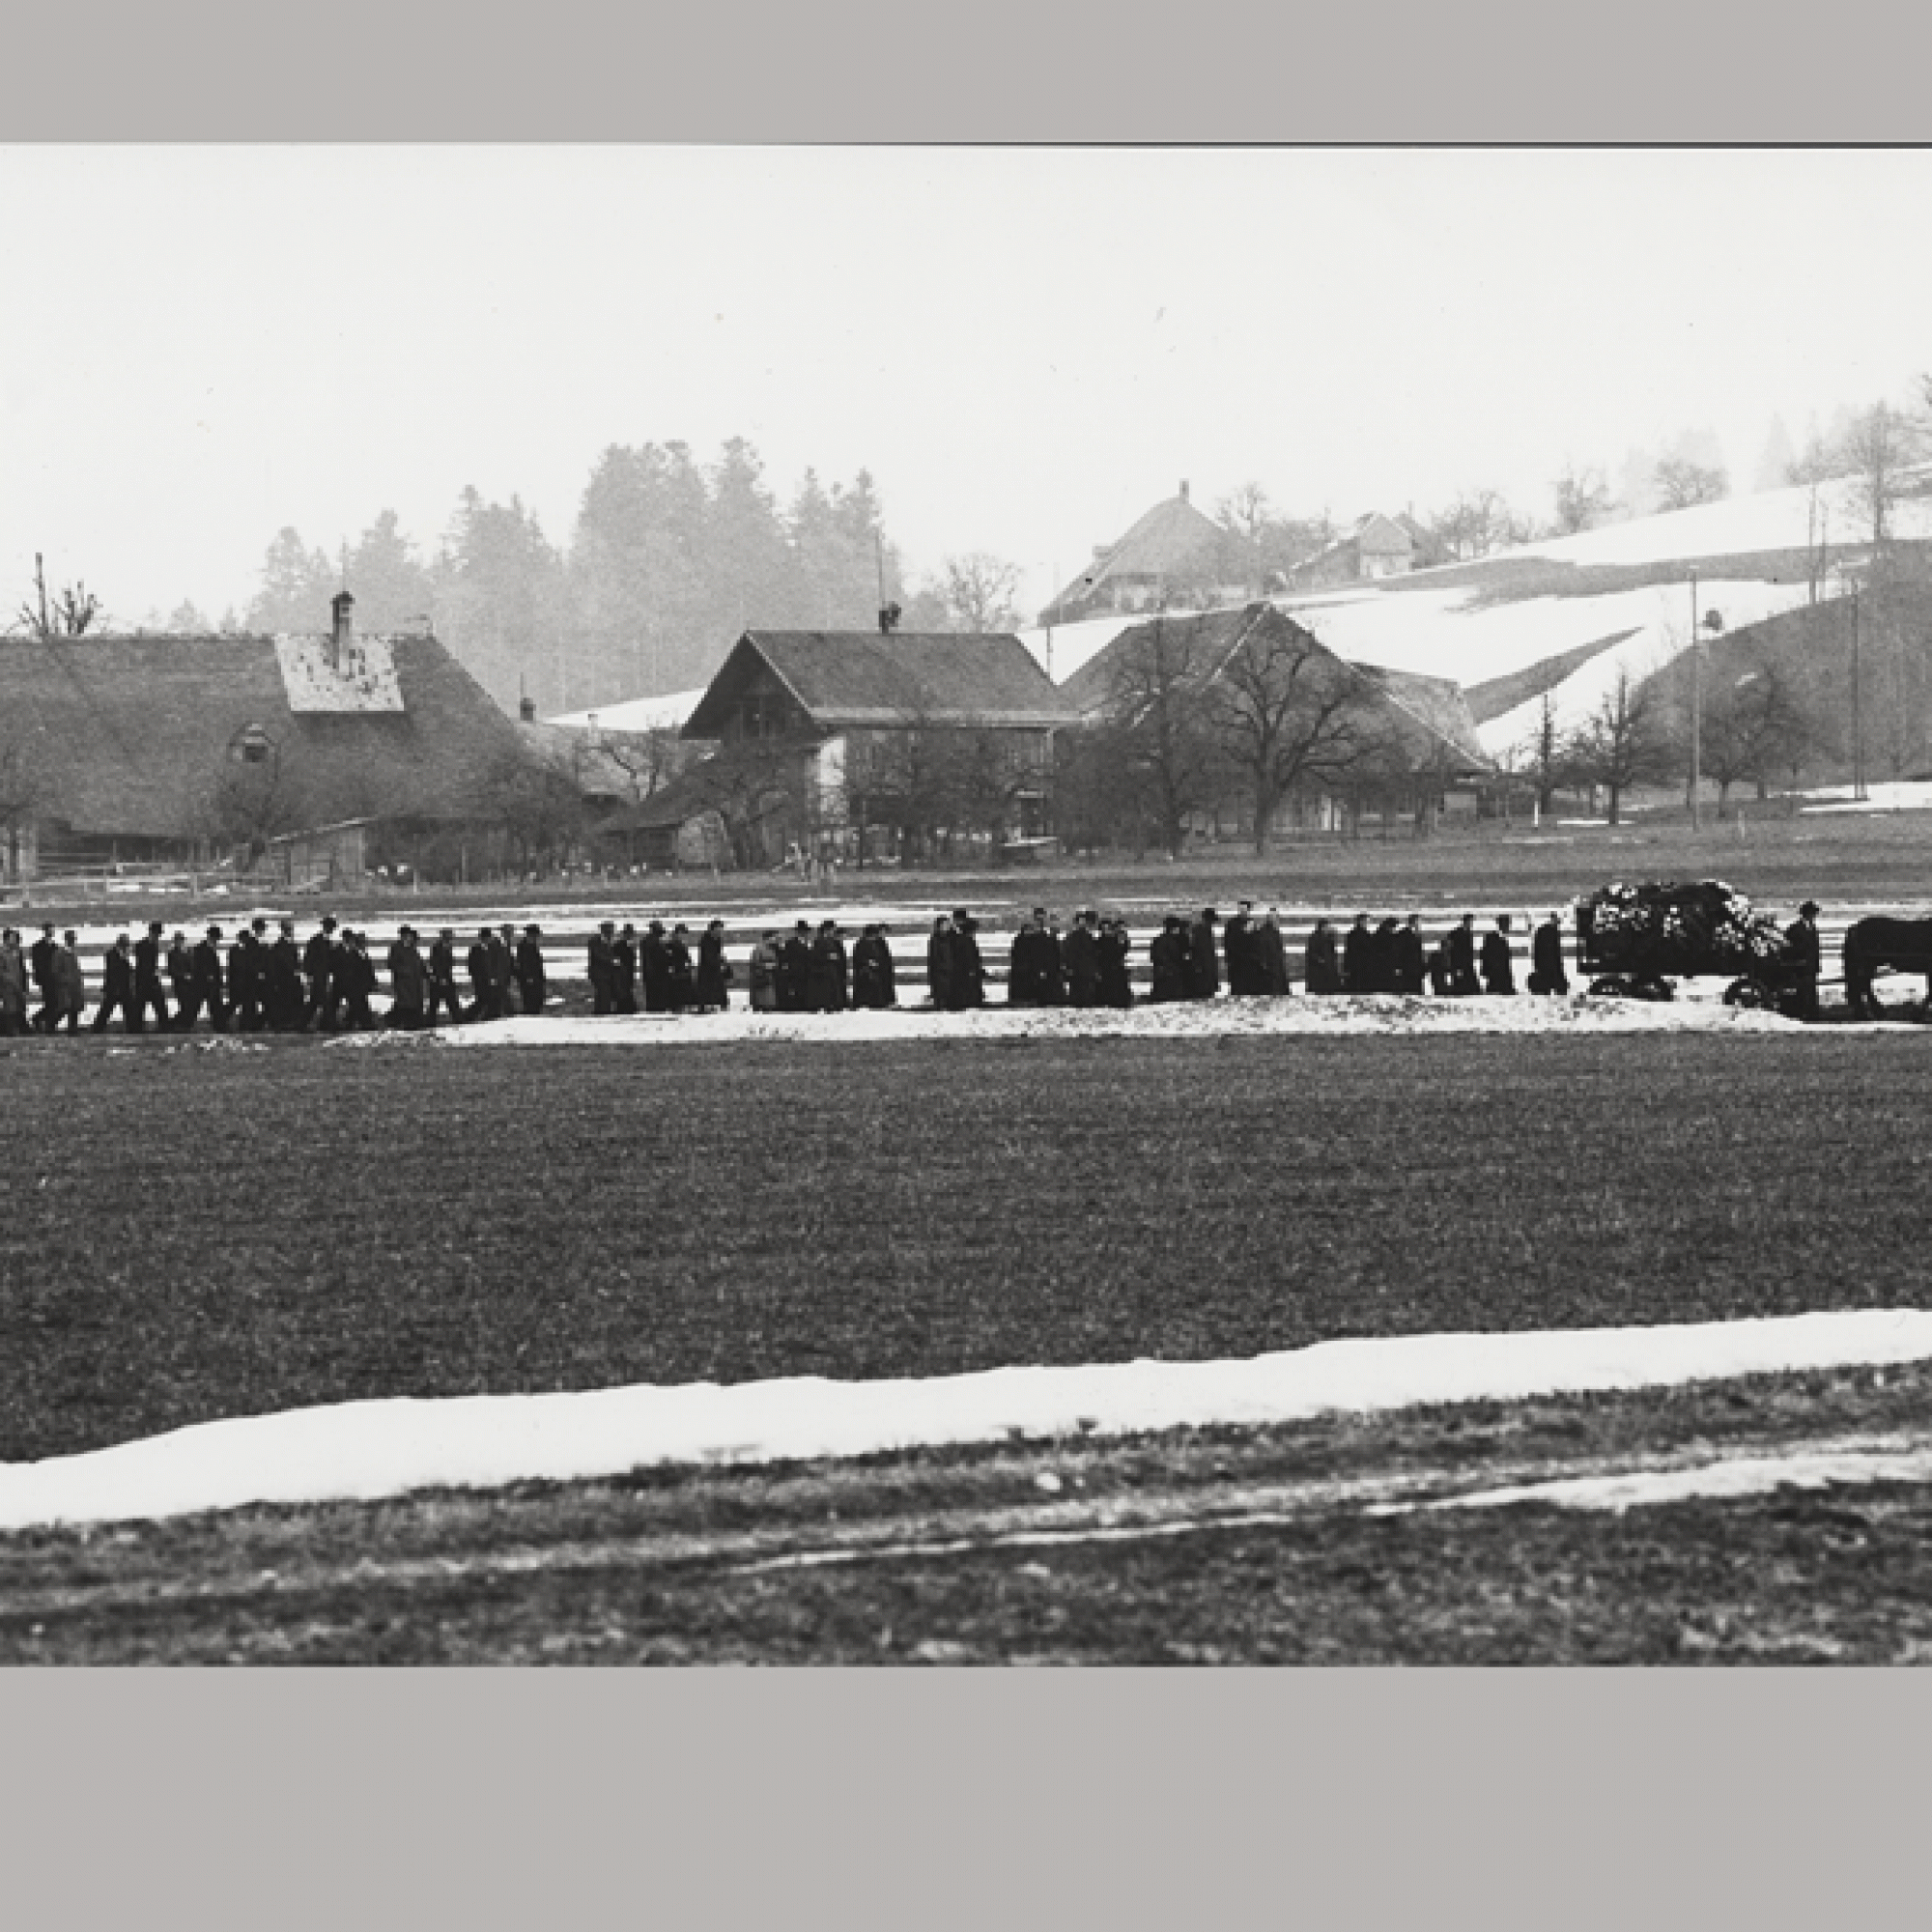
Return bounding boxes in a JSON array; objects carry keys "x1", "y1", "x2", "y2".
[
  {"x1": 1061, "y1": 602, "x2": 1490, "y2": 838},
  {"x1": 1040, "y1": 481, "x2": 1252, "y2": 626},
  {"x1": 679, "y1": 628, "x2": 1084, "y2": 865},
  {"x1": 1289, "y1": 512, "x2": 1421, "y2": 589},
  {"x1": 0, "y1": 593, "x2": 523, "y2": 884}
]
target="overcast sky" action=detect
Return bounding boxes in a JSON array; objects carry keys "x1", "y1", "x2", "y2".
[{"x1": 2, "y1": 145, "x2": 1926, "y2": 633}]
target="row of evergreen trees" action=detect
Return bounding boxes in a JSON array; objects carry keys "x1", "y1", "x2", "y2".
[{"x1": 232, "y1": 440, "x2": 928, "y2": 719}]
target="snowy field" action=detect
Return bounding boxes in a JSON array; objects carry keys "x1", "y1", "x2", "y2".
[{"x1": 5, "y1": 1310, "x2": 1930, "y2": 1533}]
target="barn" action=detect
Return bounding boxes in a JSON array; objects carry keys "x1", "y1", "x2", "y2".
[{"x1": 0, "y1": 594, "x2": 524, "y2": 887}]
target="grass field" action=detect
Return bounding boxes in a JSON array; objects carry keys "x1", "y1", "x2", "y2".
[{"x1": 5, "y1": 1031, "x2": 1931, "y2": 1465}]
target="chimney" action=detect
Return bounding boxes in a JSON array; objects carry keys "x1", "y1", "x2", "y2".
[
  {"x1": 519, "y1": 696, "x2": 536, "y2": 723},
  {"x1": 1179, "y1": 479, "x2": 1190, "y2": 502},
  {"x1": 329, "y1": 590, "x2": 355, "y2": 670}
]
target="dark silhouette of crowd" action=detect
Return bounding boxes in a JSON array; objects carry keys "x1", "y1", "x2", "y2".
[{"x1": 0, "y1": 902, "x2": 1597, "y2": 1040}]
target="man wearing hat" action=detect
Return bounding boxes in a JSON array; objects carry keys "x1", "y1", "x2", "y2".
[
  {"x1": 425, "y1": 926, "x2": 464, "y2": 1025},
  {"x1": 387, "y1": 924, "x2": 427, "y2": 1029},
  {"x1": 1787, "y1": 901, "x2": 1822, "y2": 1021},
  {"x1": 587, "y1": 921, "x2": 617, "y2": 1015},
  {"x1": 133, "y1": 920, "x2": 173, "y2": 1032},
  {"x1": 517, "y1": 924, "x2": 548, "y2": 1015},
  {"x1": 1184, "y1": 908, "x2": 1221, "y2": 1001}
]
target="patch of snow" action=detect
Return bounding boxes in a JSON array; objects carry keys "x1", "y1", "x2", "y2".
[
  {"x1": 1409, "y1": 1445, "x2": 1932, "y2": 1516},
  {"x1": 1802, "y1": 781, "x2": 1932, "y2": 814},
  {"x1": 4, "y1": 1310, "x2": 1931, "y2": 1532},
  {"x1": 380, "y1": 994, "x2": 1841, "y2": 1052}
]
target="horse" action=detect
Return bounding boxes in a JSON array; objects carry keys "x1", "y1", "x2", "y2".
[{"x1": 1841, "y1": 917, "x2": 1932, "y2": 1018}]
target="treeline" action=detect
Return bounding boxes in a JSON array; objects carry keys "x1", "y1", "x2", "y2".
[{"x1": 221, "y1": 440, "x2": 1000, "y2": 720}]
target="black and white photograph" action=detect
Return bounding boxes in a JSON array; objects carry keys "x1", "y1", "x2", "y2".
[{"x1": 6, "y1": 135, "x2": 1932, "y2": 1672}]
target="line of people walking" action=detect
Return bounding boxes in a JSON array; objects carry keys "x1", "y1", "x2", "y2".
[
  {"x1": 0, "y1": 902, "x2": 1585, "y2": 1040},
  {"x1": 0, "y1": 917, "x2": 555, "y2": 1036}
]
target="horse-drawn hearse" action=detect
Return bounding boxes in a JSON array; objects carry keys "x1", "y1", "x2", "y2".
[{"x1": 1575, "y1": 880, "x2": 1805, "y2": 1012}]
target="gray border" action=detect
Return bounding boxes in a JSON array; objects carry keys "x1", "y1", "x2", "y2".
[{"x1": 6, "y1": 6, "x2": 1932, "y2": 1929}]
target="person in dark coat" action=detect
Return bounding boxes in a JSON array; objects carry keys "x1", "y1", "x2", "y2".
[
  {"x1": 1479, "y1": 915, "x2": 1517, "y2": 995},
  {"x1": 49, "y1": 930, "x2": 85, "y2": 1032},
  {"x1": 1096, "y1": 916, "x2": 1135, "y2": 1008},
  {"x1": 1256, "y1": 910, "x2": 1292, "y2": 995},
  {"x1": 749, "y1": 931, "x2": 781, "y2": 1012},
  {"x1": 387, "y1": 925, "x2": 427, "y2": 1029},
  {"x1": 1063, "y1": 910, "x2": 1100, "y2": 1008},
  {"x1": 638, "y1": 922, "x2": 669, "y2": 1013},
  {"x1": 190, "y1": 925, "x2": 228, "y2": 1032},
  {"x1": 1304, "y1": 918, "x2": 1342, "y2": 994},
  {"x1": 165, "y1": 929, "x2": 197, "y2": 1028},
  {"x1": 1446, "y1": 914, "x2": 1481, "y2": 997},
  {"x1": 29, "y1": 923, "x2": 58, "y2": 1033},
  {"x1": 695, "y1": 920, "x2": 732, "y2": 1011},
  {"x1": 516, "y1": 924, "x2": 548, "y2": 1015},
  {"x1": 1150, "y1": 916, "x2": 1188, "y2": 1003},
  {"x1": 1184, "y1": 909, "x2": 1221, "y2": 1001},
  {"x1": 265, "y1": 921, "x2": 301, "y2": 1030},
  {"x1": 852, "y1": 924, "x2": 896, "y2": 1009},
  {"x1": 133, "y1": 921, "x2": 172, "y2": 1032},
  {"x1": 1341, "y1": 914, "x2": 1374, "y2": 994},
  {"x1": 1529, "y1": 912, "x2": 1570, "y2": 996},
  {"x1": 587, "y1": 922, "x2": 617, "y2": 1016},
  {"x1": 338, "y1": 930, "x2": 379, "y2": 1029},
  {"x1": 1369, "y1": 919, "x2": 1403, "y2": 994},
  {"x1": 1786, "y1": 900, "x2": 1822, "y2": 1020},
  {"x1": 1033, "y1": 910, "x2": 1065, "y2": 1006},
  {"x1": 228, "y1": 922, "x2": 264, "y2": 1032},
  {"x1": 465, "y1": 928, "x2": 497, "y2": 1021},
  {"x1": 950, "y1": 911, "x2": 986, "y2": 1009},
  {"x1": 425, "y1": 927, "x2": 465, "y2": 1026},
  {"x1": 808, "y1": 920, "x2": 848, "y2": 1011},
  {"x1": 925, "y1": 916, "x2": 955, "y2": 1010},
  {"x1": 1008, "y1": 910, "x2": 1058, "y2": 1007},
  {"x1": 1223, "y1": 901, "x2": 1260, "y2": 995},
  {"x1": 612, "y1": 923, "x2": 641, "y2": 1013},
  {"x1": 666, "y1": 923, "x2": 696, "y2": 1011},
  {"x1": 779, "y1": 922, "x2": 812, "y2": 1012},
  {"x1": 491, "y1": 925, "x2": 519, "y2": 1017},
  {"x1": 301, "y1": 917, "x2": 339, "y2": 1030},
  {"x1": 1393, "y1": 915, "x2": 1427, "y2": 995},
  {"x1": 1427, "y1": 937, "x2": 1455, "y2": 998},
  {"x1": 93, "y1": 933, "x2": 137, "y2": 1032}
]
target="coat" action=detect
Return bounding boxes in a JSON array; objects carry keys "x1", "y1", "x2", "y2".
[
  {"x1": 1393, "y1": 924, "x2": 1426, "y2": 994},
  {"x1": 852, "y1": 934, "x2": 896, "y2": 1009},
  {"x1": 516, "y1": 938, "x2": 547, "y2": 998},
  {"x1": 51, "y1": 945, "x2": 85, "y2": 1010},
  {"x1": 1222, "y1": 914, "x2": 1260, "y2": 994},
  {"x1": 388, "y1": 941, "x2": 427, "y2": 1008},
  {"x1": 103, "y1": 945, "x2": 135, "y2": 1002},
  {"x1": 949, "y1": 926, "x2": 986, "y2": 1009},
  {"x1": 1530, "y1": 921, "x2": 1569, "y2": 994},
  {"x1": 1184, "y1": 922, "x2": 1220, "y2": 999},
  {"x1": 1255, "y1": 921, "x2": 1291, "y2": 995},
  {"x1": 1150, "y1": 930, "x2": 1188, "y2": 1003},
  {"x1": 807, "y1": 934, "x2": 849, "y2": 1011},
  {"x1": 192, "y1": 939, "x2": 225, "y2": 1002},
  {"x1": 1304, "y1": 929, "x2": 1342, "y2": 995},
  {"x1": 696, "y1": 931, "x2": 731, "y2": 1009},
  {"x1": 1062, "y1": 924, "x2": 1100, "y2": 1006},
  {"x1": 1446, "y1": 924, "x2": 1480, "y2": 995},
  {"x1": 0, "y1": 944, "x2": 24, "y2": 1018},
  {"x1": 1479, "y1": 929, "x2": 1516, "y2": 995},
  {"x1": 1342, "y1": 923, "x2": 1374, "y2": 993},
  {"x1": 925, "y1": 927, "x2": 955, "y2": 1009}
]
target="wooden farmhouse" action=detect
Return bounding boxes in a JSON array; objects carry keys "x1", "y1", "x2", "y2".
[
  {"x1": 1060, "y1": 601, "x2": 1490, "y2": 838},
  {"x1": 1289, "y1": 512, "x2": 1424, "y2": 589},
  {"x1": 1040, "y1": 482, "x2": 1253, "y2": 627},
  {"x1": 0, "y1": 593, "x2": 525, "y2": 888},
  {"x1": 676, "y1": 628, "x2": 1084, "y2": 866}
]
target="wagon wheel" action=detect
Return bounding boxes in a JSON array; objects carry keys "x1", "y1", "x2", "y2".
[
  {"x1": 1587, "y1": 974, "x2": 1634, "y2": 998},
  {"x1": 1631, "y1": 976, "x2": 1675, "y2": 1003},
  {"x1": 1724, "y1": 975, "x2": 1774, "y2": 1009}
]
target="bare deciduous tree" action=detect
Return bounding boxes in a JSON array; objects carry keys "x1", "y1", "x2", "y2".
[
  {"x1": 1099, "y1": 611, "x2": 1227, "y2": 860},
  {"x1": 1569, "y1": 668, "x2": 1677, "y2": 824},
  {"x1": 14, "y1": 554, "x2": 100, "y2": 640},
  {"x1": 1549, "y1": 466, "x2": 1616, "y2": 536},
  {"x1": 1652, "y1": 458, "x2": 1728, "y2": 513},
  {"x1": 933, "y1": 553, "x2": 1024, "y2": 634},
  {"x1": 1208, "y1": 611, "x2": 1383, "y2": 854}
]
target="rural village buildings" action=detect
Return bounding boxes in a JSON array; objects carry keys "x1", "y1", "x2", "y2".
[
  {"x1": 0, "y1": 593, "x2": 525, "y2": 887},
  {"x1": 1039, "y1": 483, "x2": 1254, "y2": 627}
]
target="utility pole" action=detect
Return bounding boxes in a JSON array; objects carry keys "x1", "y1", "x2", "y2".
[
  {"x1": 1851, "y1": 580, "x2": 1867, "y2": 802},
  {"x1": 1690, "y1": 568, "x2": 1702, "y2": 832}
]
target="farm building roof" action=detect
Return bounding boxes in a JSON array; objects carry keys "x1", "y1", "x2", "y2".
[
  {"x1": 1043, "y1": 486, "x2": 1234, "y2": 615},
  {"x1": 682, "y1": 630, "x2": 1084, "y2": 738},
  {"x1": 1058, "y1": 602, "x2": 1491, "y2": 773},
  {"x1": 0, "y1": 627, "x2": 524, "y2": 840}
]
